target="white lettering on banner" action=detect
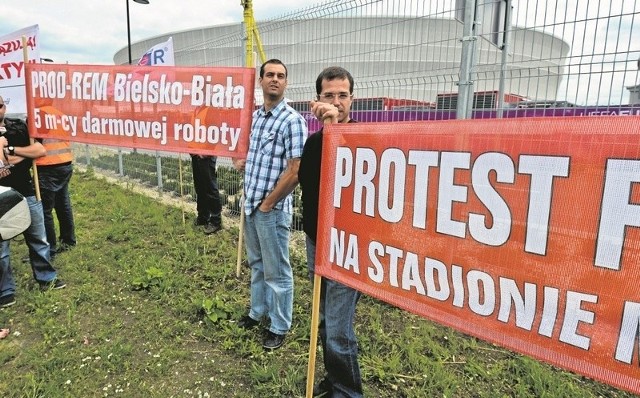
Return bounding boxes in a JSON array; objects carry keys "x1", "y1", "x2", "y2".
[
  {"x1": 469, "y1": 153, "x2": 514, "y2": 246},
  {"x1": 559, "y1": 291, "x2": 597, "y2": 350},
  {"x1": 191, "y1": 75, "x2": 245, "y2": 108},
  {"x1": 332, "y1": 147, "x2": 570, "y2": 254},
  {"x1": 31, "y1": 108, "x2": 79, "y2": 136},
  {"x1": 82, "y1": 111, "x2": 168, "y2": 145},
  {"x1": 518, "y1": 155, "x2": 571, "y2": 255},
  {"x1": 31, "y1": 70, "x2": 66, "y2": 98},
  {"x1": 70, "y1": 72, "x2": 109, "y2": 100},
  {"x1": 174, "y1": 120, "x2": 241, "y2": 151},
  {"x1": 29, "y1": 68, "x2": 251, "y2": 108},
  {"x1": 113, "y1": 73, "x2": 183, "y2": 104},
  {"x1": 595, "y1": 159, "x2": 640, "y2": 270},
  {"x1": 329, "y1": 227, "x2": 360, "y2": 274},
  {"x1": 615, "y1": 301, "x2": 640, "y2": 364},
  {"x1": 328, "y1": 227, "x2": 597, "y2": 350},
  {"x1": 437, "y1": 152, "x2": 470, "y2": 238},
  {"x1": 407, "y1": 150, "x2": 439, "y2": 228}
]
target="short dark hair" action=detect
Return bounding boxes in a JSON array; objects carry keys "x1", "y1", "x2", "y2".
[
  {"x1": 259, "y1": 59, "x2": 288, "y2": 78},
  {"x1": 315, "y1": 66, "x2": 354, "y2": 95}
]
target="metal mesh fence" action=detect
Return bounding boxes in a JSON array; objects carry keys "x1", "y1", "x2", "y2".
[{"x1": 81, "y1": 0, "x2": 640, "y2": 229}]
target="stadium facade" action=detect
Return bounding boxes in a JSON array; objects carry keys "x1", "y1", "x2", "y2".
[{"x1": 115, "y1": 17, "x2": 569, "y2": 105}]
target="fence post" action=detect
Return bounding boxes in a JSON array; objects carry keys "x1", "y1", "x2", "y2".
[
  {"x1": 156, "y1": 151, "x2": 163, "y2": 191},
  {"x1": 118, "y1": 148, "x2": 124, "y2": 176},
  {"x1": 497, "y1": 0, "x2": 513, "y2": 118},
  {"x1": 84, "y1": 144, "x2": 91, "y2": 166},
  {"x1": 457, "y1": 0, "x2": 478, "y2": 120}
]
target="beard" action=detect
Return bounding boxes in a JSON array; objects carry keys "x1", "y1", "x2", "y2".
[{"x1": 266, "y1": 91, "x2": 282, "y2": 100}]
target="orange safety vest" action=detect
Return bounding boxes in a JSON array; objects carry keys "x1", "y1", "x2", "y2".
[{"x1": 35, "y1": 139, "x2": 73, "y2": 166}]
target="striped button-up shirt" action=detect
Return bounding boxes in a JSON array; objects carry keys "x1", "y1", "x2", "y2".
[{"x1": 243, "y1": 99, "x2": 307, "y2": 215}]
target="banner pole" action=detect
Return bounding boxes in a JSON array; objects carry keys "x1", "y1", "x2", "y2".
[
  {"x1": 22, "y1": 35, "x2": 40, "y2": 201},
  {"x1": 305, "y1": 274, "x2": 322, "y2": 398},
  {"x1": 178, "y1": 153, "x2": 185, "y2": 225},
  {"x1": 236, "y1": 191, "x2": 245, "y2": 278}
]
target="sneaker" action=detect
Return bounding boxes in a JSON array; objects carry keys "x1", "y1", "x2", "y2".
[
  {"x1": 263, "y1": 330, "x2": 286, "y2": 350},
  {"x1": 0, "y1": 294, "x2": 16, "y2": 308},
  {"x1": 313, "y1": 378, "x2": 332, "y2": 397},
  {"x1": 237, "y1": 315, "x2": 260, "y2": 329},
  {"x1": 204, "y1": 223, "x2": 222, "y2": 235},
  {"x1": 39, "y1": 279, "x2": 67, "y2": 291},
  {"x1": 193, "y1": 217, "x2": 207, "y2": 226}
]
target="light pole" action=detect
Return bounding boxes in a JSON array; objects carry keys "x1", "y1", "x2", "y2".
[{"x1": 126, "y1": 0, "x2": 150, "y2": 65}]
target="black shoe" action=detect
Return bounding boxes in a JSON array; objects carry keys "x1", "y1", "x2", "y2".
[
  {"x1": 39, "y1": 279, "x2": 67, "y2": 291},
  {"x1": 237, "y1": 315, "x2": 260, "y2": 329},
  {"x1": 0, "y1": 294, "x2": 16, "y2": 308},
  {"x1": 263, "y1": 330, "x2": 286, "y2": 350},
  {"x1": 194, "y1": 217, "x2": 207, "y2": 226},
  {"x1": 313, "y1": 378, "x2": 332, "y2": 397},
  {"x1": 56, "y1": 242, "x2": 75, "y2": 253},
  {"x1": 204, "y1": 223, "x2": 222, "y2": 235}
]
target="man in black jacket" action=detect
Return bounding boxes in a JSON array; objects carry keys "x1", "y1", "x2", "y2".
[
  {"x1": 298, "y1": 67, "x2": 363, "y2": 398},
  {"x1": 0, "y1": 96, "x2": 65, "y2": 309}
]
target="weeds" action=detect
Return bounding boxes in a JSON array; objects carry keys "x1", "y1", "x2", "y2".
[{"x1": 0, "y1": 170, "x2": 637, "y2": 397}]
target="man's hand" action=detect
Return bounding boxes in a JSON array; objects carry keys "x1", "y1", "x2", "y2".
[
  {"x1": 310, "y1": 100, "x2": 339, "y2": 125},
  {"x1": 0, "y1": 167, "x2": 11, "y2": 179},
  {"x1": 232, "y1": 158, "x2": 246, "y2": 172}
]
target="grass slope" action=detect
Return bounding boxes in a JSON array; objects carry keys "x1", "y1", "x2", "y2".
[{"x1": 0, "y1": 169, "x2": 636, "y2": 398}]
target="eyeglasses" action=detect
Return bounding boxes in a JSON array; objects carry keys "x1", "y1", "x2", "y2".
[{"x1": 319, "y1": 92, "x2": 352, "y2": 101}]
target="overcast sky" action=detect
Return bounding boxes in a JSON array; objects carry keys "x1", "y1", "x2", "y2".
[
  {"x1": 0, "y1": 0, "x2": 332, "y2": 65},
  {"x1": 1, "y1": 0, "x2": 638, "y2": 105}
]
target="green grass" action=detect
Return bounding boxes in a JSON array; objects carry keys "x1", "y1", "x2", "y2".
[{"x1": 0, "y1": 168, "x2": 637, "y2": 398}]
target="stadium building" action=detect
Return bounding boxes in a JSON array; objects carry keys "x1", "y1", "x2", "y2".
[{"x1": 115, "y1": 17, "x2": 569, "y2": 107}]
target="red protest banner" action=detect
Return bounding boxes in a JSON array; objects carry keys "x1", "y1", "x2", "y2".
[
  {"x1": 24, "y1": 63, "x2": 255, "y2": 158},
  {"x1": 315, "y1": 116, "x2": 640, "y2": 394}
]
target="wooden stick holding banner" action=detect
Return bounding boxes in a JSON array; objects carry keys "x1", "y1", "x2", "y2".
[
  {"x1": 304, "y1": 101, "x2": 339, "y2": 395},
  {"x1": 236, "y1": 190, "x2": 245, "y2": 278},
  {"x1": 22, "y1": 35, "x2": 40, "y2": 201},
  {"x1": 305, "y1": 274, "x2": 322, "y2": 397},
  {"x1": 178, "y1": 153, "x2": 185, "y2": 226}
]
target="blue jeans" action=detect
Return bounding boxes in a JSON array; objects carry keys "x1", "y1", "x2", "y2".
[
  {"x1": 306, "y1": 236, "x2": 363, "y2": 398},
  {"x1": 0, "y1": 196, "x2": 57, "y2": 298},
  {"x1": 244, "y1": 208, "x2": 293, "y2": 335},
  {"x1": 38, "y1": 163, "x2": 76, "y2": 254}
]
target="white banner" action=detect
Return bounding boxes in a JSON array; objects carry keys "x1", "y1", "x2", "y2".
[
  {"x1": 0, "y1": 24, "x2": 41, "y2": 115},
  {"x1": 137, "y1": 37, "x2": 175, "y2": 66}
]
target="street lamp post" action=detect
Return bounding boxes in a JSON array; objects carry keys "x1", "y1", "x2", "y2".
[
  {"x1": 123, "y1": 0, "x2": 149, "y2": 169},
  {"x1": 126, "y1": 0, "x2": 150, "y2": 65}
]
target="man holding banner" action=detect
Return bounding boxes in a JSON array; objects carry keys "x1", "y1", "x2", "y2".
[
  {"x1": 233, "y1": 59, "x2": 307, "y2": 350},
  {"x1": 299, "y1": 67, "x2": 362, "y2": 397},
  {"x1": 0, "y1": 96, "x2": 65, "y2": 309}
]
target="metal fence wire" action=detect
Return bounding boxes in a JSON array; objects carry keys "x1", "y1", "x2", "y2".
[{"x1": 80, "y1": 0, "x2": 640, "y2": 230}]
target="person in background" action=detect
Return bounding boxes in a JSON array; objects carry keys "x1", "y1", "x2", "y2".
[
  {"x1": 36, "y1": 138, "x2": 77, "y2": 258},
  {"x1": 298, "y1": 66, "x2": 363, "y2": 397},
  {"x1": 233, "y1": 59, "x2": 307, "y2": 350},
  {"x1": 0, "y1": 184, "x2": 33, "y2": 340},
  {"x1": 190, "y1": 154, "x2": 223, "y2": 234},
  {"x1": 0, "y1": 96, "x2": 65, "y2": 310}
]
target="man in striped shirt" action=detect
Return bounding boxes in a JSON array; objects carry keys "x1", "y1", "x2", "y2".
[{"x1": 233, "y1": 59, "x2": 307, "y2": 350}]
